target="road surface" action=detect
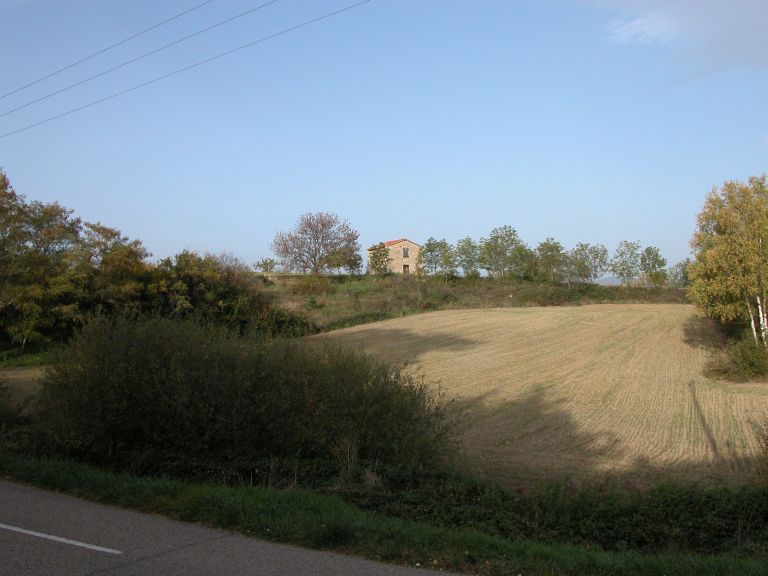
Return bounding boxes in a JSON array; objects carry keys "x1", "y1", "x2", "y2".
[{"x1": 0, "y1": 479, "x2": 452, "y2": 575}]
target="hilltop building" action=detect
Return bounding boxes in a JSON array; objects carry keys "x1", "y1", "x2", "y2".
[{"x1": 369, "y1": 238, "x2": 422, "y2": 275}]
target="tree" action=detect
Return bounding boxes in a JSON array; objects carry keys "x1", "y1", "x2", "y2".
[
  {"x1": 479, "y1": 226, "x2": 532, "y2": 279},
  {"x1": 367, "y1": 243, "x2": 392, "y2": 275},
  {"x1": 271, "y1": 212, "x2": 360, "y2": 275},
  {"x1": 640, "y1": 246, "x2": 667, "y2": 287},
  {"x1": 610, "y1": 240, "x2": 641, "y2": 285},
  {"x1": 455, "y1": 237, "x2": 480, "y2": 277},
  {"x1": 688, "y1": 176, "x2": 768, "y2": 346},
  {"x1": 569, "y1": 242, "x2": 609, "y2": 284},
  {"x1": 668, "y1": 258, "x2": 691, "y2": 288},
  {"x1": 419, "y1": 237, "x2": 441, "y2": 275},
  {"x1": 437, "y1": 239, "x2": 456, "y2": 278},
  {"x1": 535, "y1": 238, "x2": 568, "y2": 284},
  {"x1": 255, "y1": 258, "x2": 277, "y2": 273}
]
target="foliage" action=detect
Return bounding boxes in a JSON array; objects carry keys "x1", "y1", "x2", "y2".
[
  {"x1": 4, "y1": 456, "x2": 766, "y2": 576},
  {"x1": 535, "y1": 238, "x2": 568, "y2": 284},
  {"x1": 342, "y1": 470, "x2": 768, "y2": 556},
  {"x1": 709, "y1": 334, "x2": 768, "y2": 381},
  {"x1": 271, "y1": 212, "x2": 361, "y2": 274},
  {"x1": 418, "y1": 238, "x2": 456, "y2": 278},
  {"x1": 478, "y1": 225, "x2": 535, "y2": 279},
  {"x1": 254, "y1": 257, "x2": 277, "y2": 273},
  {"x1": 35, "y1": 317, "x2": 455, "y2": 475},
  {"x1": 455, "y1": 237, "x2": 479, "y2": 277},
  {"x1": 367, "y1": 242, "x2": 393, "y2": 275},
  {"x1": 0, "y1": 380, "x2": 24, "y2": 431},
  {"x1": 668, "y1": 258, "x2": 691, "y2": 288},
  {"x1": 0, "y1": 169, "x2": 151, "y2": 347},
  {"x1": 688, "y1": 175, "x2": 768, "y2": 347},
  {"x1": 640, "y1": 246, "x2": 668, "y2": 287},
  {"x1": 610, "y1": 240, "x2": 641, "y2": 285},
  {"x1": 568, "y1": 243, "x2": 609, "y2": 284}
]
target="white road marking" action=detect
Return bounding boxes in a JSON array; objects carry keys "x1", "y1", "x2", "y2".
[{"x1": 0, "y1": 522, "x2": 122, "y2": 554}]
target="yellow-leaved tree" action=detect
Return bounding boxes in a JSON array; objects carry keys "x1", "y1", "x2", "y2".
[{"x1": 688, "y1": 175, "x2": 768, "y2": 347}]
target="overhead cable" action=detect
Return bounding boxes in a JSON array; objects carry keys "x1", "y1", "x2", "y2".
[
  {"x1": 1, "y1": 0, "x2": 373, "y2": 139},
  {"x1": 1, "y1": 0, "x2": 218, "y2": 100},
  {"x1": 0, "y1": 0, "x2": 282, "y2": 119}
]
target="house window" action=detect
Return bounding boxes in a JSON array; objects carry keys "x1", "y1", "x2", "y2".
[
  {"x1": 403, "y1": 247, "x2": 410, "y2": 258},
  {"x1": 403, "y1": 264, "x2": 410, "y2": 274}
]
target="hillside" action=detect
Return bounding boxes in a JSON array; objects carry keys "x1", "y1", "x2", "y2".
[{"x1": 321, "y1": 304, "x2": 768, "y2": 486}]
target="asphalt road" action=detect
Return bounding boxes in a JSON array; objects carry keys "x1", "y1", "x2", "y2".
[{"x1": 0, "y1": 479, "x2": 452, "y2": 576}]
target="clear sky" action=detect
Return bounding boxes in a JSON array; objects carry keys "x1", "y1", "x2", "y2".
[{"x1": 1, "y1": 0, "x2": 766, "y2": 267}]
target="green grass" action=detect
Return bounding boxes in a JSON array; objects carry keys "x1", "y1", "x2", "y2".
[
  {"x1": 264, "y1": 275, "x2": 688, "y2": 332},
  {"x1": 1, "y1": 453, "x2": 765, "y2": 576},
  {"x1": 0, "y1": 348, "x2": 50, "y2": 367}
]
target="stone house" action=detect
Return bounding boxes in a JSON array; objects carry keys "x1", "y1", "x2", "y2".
[{"x1": 369, "y1": 238, "x2": 422, "y2": 275}]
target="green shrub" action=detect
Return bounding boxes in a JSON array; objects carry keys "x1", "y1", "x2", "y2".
[
  {"x1": 711, "y1": 336, "x2": 768, "y2": 381},
  {"x1": 0, "y1": 381, "x2": 22, "y2": 430},
  {"x1": 340, "y1": 471, "x2": 768, "y2": 555},
  {"x1": 34, "y1": 317, "x2": 455, "y2": 477}
]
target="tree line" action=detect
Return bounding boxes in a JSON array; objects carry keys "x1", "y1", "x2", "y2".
[
  {"x1": 0, "y1": 170, "x2": 304, "y2": 350},
  {"x1": 372, "y1": 226, "x2": 685, "y2": 287},
  {"x1": 271, "y1": 212, "x2": 688, "y2": 287}
]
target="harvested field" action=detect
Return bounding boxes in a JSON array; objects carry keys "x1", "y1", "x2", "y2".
[{"x1": 321, "y1": 304, "x2": 768, "y2": 486}]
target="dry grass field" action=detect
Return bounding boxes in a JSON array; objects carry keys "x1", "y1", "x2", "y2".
[{"x1": 321, "y1": 304, "x2": 768, "y2": 486}]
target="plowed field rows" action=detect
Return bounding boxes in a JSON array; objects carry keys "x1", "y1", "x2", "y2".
[{"x1": 322, "y1": 304, "x2": 768, "y2": 485}]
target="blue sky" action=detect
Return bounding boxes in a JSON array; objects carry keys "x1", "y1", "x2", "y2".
[{"x1": 1, "y1": 0, "x2": 766, "y2": 267}]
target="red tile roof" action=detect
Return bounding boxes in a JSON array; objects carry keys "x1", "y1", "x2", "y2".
[{"x1": 383, "y1": 238, "x2": 422, "y2": 247}]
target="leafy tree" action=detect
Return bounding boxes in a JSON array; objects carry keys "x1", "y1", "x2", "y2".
[
  {"x1": 610, "y1": 240, "x2": 641, "y2": 285},
  {"x1": 688, "y1": 175, "x2": 768, "y2": 346},
  {"x1": 255, "y1": 257, "x2": 277, "y2": 273},
  {"x1": 437, "y1": 239, "x2": 456, "y2": 278},
  {"x1": 272, "y1": 212, "x2": 360, "y2": 275},
  {"x1": 640, "y1": 246, "x2": 668, "y2": 287},
  {"x1": 668, "y1": 258, "x2": 691, "y2": 288},
  {"x1": 479, "y1": 226, "x2": 532, "y2": 279},
  {"x1": 455, "y1": 237, "x2": 480, "y2": 277},
  {"x1": 0, "y1": 170, "x2": 28, "y2": 315},
  {"x1": 367, "y1": 243, "x2": 392, "y2": 275},
  {"x1": 419, "y1": 237, "x2": 442, "y2": 275},
  {"x1": 569, "y1": 242, "x2": 609, "y2": 284},
  {"x1": 535, "y1": 238, "x2": 568, "y2": 284}
]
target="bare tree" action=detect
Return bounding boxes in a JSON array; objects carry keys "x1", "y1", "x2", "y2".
[{"x1": 272, "y1": 212, "x2": 360, "y2": 274}]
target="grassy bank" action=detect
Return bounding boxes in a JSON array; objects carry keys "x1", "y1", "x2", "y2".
[
  {"x1": 264, "y1": 274, "x2": 688, "y2": 331},
  {"x1": 1, "y1": 453, "x2": 765, "y2": 576}
]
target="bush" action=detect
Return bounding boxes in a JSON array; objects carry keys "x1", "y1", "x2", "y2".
[
  {"x1": 711, "y1": 336, "x2": 768, "y2": 381},
  {"x1": 34, "y1": 317, "x2": 455, "y2": 478},
  {"x1": 341, "y1": 471, "x2": 768, "y2": 555},
  {"x1": 0, "y1": 381, "x2": 23, "y2": 430}
]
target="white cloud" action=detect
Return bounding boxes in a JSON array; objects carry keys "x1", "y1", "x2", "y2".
[
  {"x1": 585, "y1": 0, "x2": 768, "y2": 68},
  {"x1": 608, "y1": 13, "x2": 673, "y2": 44}
]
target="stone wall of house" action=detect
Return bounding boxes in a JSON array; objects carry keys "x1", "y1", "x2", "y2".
[{"x1": 386, "y1": 240, "x2": 421, "y2": 275}]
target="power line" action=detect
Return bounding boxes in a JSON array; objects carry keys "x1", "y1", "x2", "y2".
[
  {"x1": 1, "y1": 0, "x2": 373, "y2": 139},
  {"x1": 1, "y1": 0, "x2": 218, "y2": 100},
  {"x1": 0, "y1": 0, "x2": 281, "y2": 119}
]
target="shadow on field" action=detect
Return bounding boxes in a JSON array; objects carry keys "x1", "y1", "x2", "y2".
[
  {"x1": 453, "y1": 385, "x2": 764, "y2": 489},
  {"x1": 682, "y1": 315, "x2": 723, "y2": 350},
  {"x1": 454, "y1": 386, "x2": 623, "y2": 486},
  {"x1": 326, "y1": 327, "x2": 479, "y2": 365}
]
